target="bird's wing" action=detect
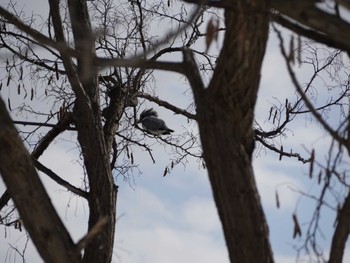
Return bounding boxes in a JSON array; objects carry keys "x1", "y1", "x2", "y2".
[{"x1": 142, "y1": 116, "x2": 169, "y2": 130}]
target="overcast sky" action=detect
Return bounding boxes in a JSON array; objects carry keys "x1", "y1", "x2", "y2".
[{"x1": 1, "y1": 1, "x2": 350, "y2": 263}]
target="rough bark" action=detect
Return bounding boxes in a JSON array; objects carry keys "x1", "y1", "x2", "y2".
[
  {"x1": 0, "y1": 98, "x2": 82, "y2": 263},
  {"x1": 329, "y1": 193, "x2": 350, "y2": 263},
  {"x1": 66, "y1": 1, "x2": 117, "y2": 262},
  {"x1": 191, "y1": 1, "x2": 273, "y2": 262}
]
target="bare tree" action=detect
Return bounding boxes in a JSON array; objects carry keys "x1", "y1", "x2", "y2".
[{"x1": 1, "y1": 0, "x2": 350, "y2": 263}]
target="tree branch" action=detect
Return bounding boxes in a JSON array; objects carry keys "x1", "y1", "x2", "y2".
[
  {"x1": 33, "y1": 159, "x2": 89, "y2": 199},
  {"x1": 0, "y1": 6, "x2": 79, "y2": 58},
  {"x1": 137, "y1": 92, "x2": 197, "y2": 120},
  {"x1": 0, "y1": 96, "x2": 81, "y2": 263},
  {"x1": 274, "y1": 26, "x2": 347, "y2": 147}
]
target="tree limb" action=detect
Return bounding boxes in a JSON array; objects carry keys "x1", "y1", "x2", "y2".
[
  {"x1": 137, "y1": 92, "x2": 197, "y2": 120},
  {"x1": 0, "y1": 96, "x2": 81, "y2": 263},
  {"x1": 33, "y1": 159, "x2": 89, "y2": 199}
]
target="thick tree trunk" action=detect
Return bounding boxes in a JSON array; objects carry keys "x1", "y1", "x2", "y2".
[
  {"x1": 0, "y1": 98, "x2": 82, "y2": 263},
  {"x1": 66, "y1": 2, "x2": 117, "y2": 263},
  {"x1": 192, "y1": 1, "x2": 273, "y2": 262}
]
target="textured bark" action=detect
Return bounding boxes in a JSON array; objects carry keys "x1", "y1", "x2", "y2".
[
  {"x1": 0, "y1": 98, "x2": 81, "y2": 263},
  {"x1": 67, "y1": 1, "x2": 117, "y2": 262},
  {"x1": 329, "y1": 193, "x2": 350, "y2": 263},
  {"x1": 192, "y1": 1, "x2": 273, "y2": 262}
]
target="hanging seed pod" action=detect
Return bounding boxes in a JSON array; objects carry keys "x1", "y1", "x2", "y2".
[
  {"x1": 318, "y1": 170, "x2": 322, "y2": 184},
  {"x1": 309, "y1": 149, "x2": 315, "y2": 179},
  {"x1": 279, "y1": 145, "x2": 283, "y2": 161},
  {"x1": 55, "y1": 61, "x2": 59, "y2": 80},
  {"x1": 48, "y1": 75, "x2": 53, "y2": 85},
  {"x1": 163, "y1": 166, "x2": 168, "y2": 177},
  {"x1": 31, "y1": 87, "x2": 34, "y2": 101},
  {"x1": 8, "y1": 98, "x2": 11, "y2": 110},
  {"x1": 23, "y1": 84, "x2": 27, "y2": 99},
  {"x1": 273, "y1": 109, "x2": 278, "y2": 124},
  {"x1": 126, "y1": 146, "x2": 130, "y2": 159},
  {"x1": 6, "y1": 75, "x2": 11, "y2": 86},
  {"x1": 292, "y1": 213, "x2": 302, "y2": 238},
  {"x1": 268, "y1": 106, "x2": 273, "y2": 120},
  {"x1": 275, "y1": 190, "x2": 280, "y2": 209},
  {"x1": 19, "y1": 65, "x2": 23, "y2": 80}
]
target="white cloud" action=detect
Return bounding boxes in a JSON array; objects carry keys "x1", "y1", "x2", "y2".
[
  {"x1": 182, "y1": 197, "x2": 221, "y2": 234},
  {"x1": 254, "y1": 157, "x2": 303, "y2": 210},
  {"x1": 115, "y1": 224, "x2": 228, "y2": 263}
]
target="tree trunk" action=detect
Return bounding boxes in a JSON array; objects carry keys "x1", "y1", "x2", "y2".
[
  {"x1": 66, "y1": 1, "x2": 117, "y2": 262},
  {"x1": 192, "y1": 1, "x2": 274, "y2": 262},
  {"x1": 0, "y1": 98, "x2": 82, "y2": 263}
]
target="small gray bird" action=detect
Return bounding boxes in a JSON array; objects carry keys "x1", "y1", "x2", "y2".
[{"x1": 137, "y1": 108, "x2": 174, "y2": 136}]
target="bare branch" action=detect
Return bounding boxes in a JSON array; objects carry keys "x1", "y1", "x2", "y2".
[
  {"x1": 137, "y1": 92, "x2": 197, "y2": 120},
  {"x1": 0, "y1": 96, "x2": 81, "y2": 263},
  {"x1": 329, "y1": 193, "x2": 350, "y2": 263},
  {"x1": 33, "y1": 159, "x2": 89, "y2": 199},
  {"x1": 274, "y1": 26, "x2": 347, "y2": 147}
]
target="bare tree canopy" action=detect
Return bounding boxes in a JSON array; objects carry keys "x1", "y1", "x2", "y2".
[{"x1": 1, "y1": 0, "x2": 350, "y2": 263}]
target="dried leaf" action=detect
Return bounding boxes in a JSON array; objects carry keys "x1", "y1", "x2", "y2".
[
  {"x1": 55, "y1": 61, "x2": 59, "y2": 80},
  {"x1": 275, "y1": 190, "x2": 280, "y2": 209},
  {"x1": 273, "y1": 109, "x2": 278, "y2": 124},
  {"x1": 268, "y1": 106, "x2": 273, "y2": 120},
  {"x1": 0, "y1": 82, "x2": 2, "y2": 90},
  {"x1": 23, "y1": 84, "x2": 27, "y2": 99},
  {"x1": 17, "y1": 84, "x2": 20, "y2": 95},
  {"x1": 19, "y1": 65, "x2": 23, "y2": 80},
  {"x1": 126, "y1": 146, "x2": 130, "y2": 159},
  {"x1": 202, "y1": 161, "x2": 206, "y2": 169},
  {"x1": 309, "y1": 149, "x2": 315, "y2": 178},
  {"x1": 31, "y1": 87, "x2": 34, "y2": 101},
  {"x1": 171, "y1": 161, "x2": 174, "y2": 169},
  {"x1": 163, "y1": 166, "x2": 168, "y2": 177},
  {"x1": 318, "y1": 170, "x2": 322, "y2": 184},
  {"x1": 292, "y1": 213, "x2": 302, "y2": 238},
  {"x1": 205, "y1": 18, "x2": 218, "y2": 53},
  {"x1": 7, "y1": 97, "x2": 11, "y2": 111},
  {"x1": 6, "y1": 75, "x2": 11, "y2": 86},
  {"x1": 131, "y1": 152, "x2": 134, "y2": 165},
  {"x1": 48, "y1": 75, "x2": 53, "y2": 85},
  {"x1": 279, "y1": 145, "x2": 283, "y2": 161}
]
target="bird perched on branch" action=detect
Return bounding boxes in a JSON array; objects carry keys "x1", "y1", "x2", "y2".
[{"x1": 137, "y1": 108, "x2": 174, "y2": 136}]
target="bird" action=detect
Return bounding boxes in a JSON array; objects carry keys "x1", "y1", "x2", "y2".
[{"x1": 137, "y1": 108, "x2": 174, "y2": 136}]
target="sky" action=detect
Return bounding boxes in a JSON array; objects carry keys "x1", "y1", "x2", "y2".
[{"x1": 1, "y1": 1, "x2": 350, "y2": 263}]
